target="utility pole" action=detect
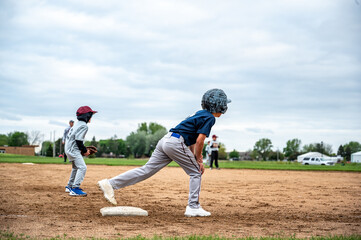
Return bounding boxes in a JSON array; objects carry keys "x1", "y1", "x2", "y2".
[
  {"x1": 53, "y1": 130, "x2": 56, "y2": 158},
  {"x1": 49, "y1": 131, "x2": 52, "y2": 157},
  {"x1": 59, "y1": 137, "x2": 62, "y2": 156}
]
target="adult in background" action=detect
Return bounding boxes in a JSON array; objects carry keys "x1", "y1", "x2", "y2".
[
  {"x1": 62, "y1": 120, "x2": 74, "y2": 162},
  {"x1": 205, "y1": 141, "x2": 211, "y2": 166},
  {"x1": 210, "y1": 135, "x2": 220, "y2": 170}
]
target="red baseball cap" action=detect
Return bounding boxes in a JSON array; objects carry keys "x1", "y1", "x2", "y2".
[
  {"x1": 76, "y1": 106, "x2": 98, "y2": 116},
  {"x1": 212, "y1": 135, "x2": 218, "y2": 138}
]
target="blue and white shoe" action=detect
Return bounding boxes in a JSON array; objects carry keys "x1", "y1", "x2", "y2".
[
  {"x1": 65, "y1": 186, "x2": 72, "y2": 193},
  {"x1": 69, "y1": 187, "x2": 87, "y2": 196}
]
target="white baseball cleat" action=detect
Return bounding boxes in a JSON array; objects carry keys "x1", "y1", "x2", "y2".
[
  {"x1": 97, "y1": 179, "x2": 117, "y2": 205},
  {"x1": 184, "y1": 206, "x2": 211, "y2": 217}
]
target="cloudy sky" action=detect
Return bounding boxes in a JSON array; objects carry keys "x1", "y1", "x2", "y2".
[{"x1": 0, "y1": 0, "x2": 360, "y2": 153}]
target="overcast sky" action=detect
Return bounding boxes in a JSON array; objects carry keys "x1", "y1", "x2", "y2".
[{"x1": 0, "y1": 0, "x2": 360, "y2": 153}]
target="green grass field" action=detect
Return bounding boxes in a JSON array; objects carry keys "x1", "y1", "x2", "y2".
[{"x1": 1, "y1": 154, "x2": 360, "y2": 172}]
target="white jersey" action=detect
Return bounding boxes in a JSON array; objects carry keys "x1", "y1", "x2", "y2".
[
  {"x1": 210, "y1": 140, "x2": 219, "y2": 151},
  {"x1": 65, "y1": 121, "x2": 88, "y2": 157}
]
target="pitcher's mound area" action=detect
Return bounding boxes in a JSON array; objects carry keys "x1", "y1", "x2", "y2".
[{"x1": 100, "y1": 206, "x2": 148, "y2": 216}]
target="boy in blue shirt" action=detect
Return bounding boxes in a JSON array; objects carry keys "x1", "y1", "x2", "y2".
[{"x1": 98, "y1": 89, "x2": 231, "y2": 217}]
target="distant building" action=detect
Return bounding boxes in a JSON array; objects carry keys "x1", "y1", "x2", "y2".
[
  {"x1": 351, "y1": 151, "x2": 361, "y2": 163},
  {"x1": 0, "y1": 145, "x2": 39, "y2": 156}
]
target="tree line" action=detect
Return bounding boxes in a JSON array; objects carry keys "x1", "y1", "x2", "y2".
[
  {"x1": 0, "y1": 131, "x2": 43, "y2": 147},
  {"x1": 40, "y1": 122, "x2": 169, "y2": 158},
  {"x1": 228, "y1": 138, "x2": 361, "y2": 161},
  {"x1": 1, "y1": 128, "x2": 360, "y2": 161}
]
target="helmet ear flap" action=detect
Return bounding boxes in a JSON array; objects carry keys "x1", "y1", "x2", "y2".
[{"x1": 201, "y1": 99, "x2": 209, "y2": 111}]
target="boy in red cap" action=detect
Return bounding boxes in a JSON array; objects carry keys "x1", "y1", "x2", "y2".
[{"x1": 64, "y1": 106, "x2": 97, "y2": 196}]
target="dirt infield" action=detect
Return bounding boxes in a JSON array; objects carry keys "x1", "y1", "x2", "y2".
[{"x1": 1, "y1": 163, "x2": 360, "y2": 239}]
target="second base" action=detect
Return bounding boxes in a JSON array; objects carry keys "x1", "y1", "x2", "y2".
[{"x1": 100, "y1": 206, "x2": 148, "y2": 216}]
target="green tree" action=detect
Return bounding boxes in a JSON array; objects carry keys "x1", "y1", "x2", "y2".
[
  {"x1": 136, "y1": 122, "x2": 166, "y2": 135},
  {"x1": 342, "y1": 141, "x2": 361, "y2": 161},
  {"x1": 345, "y1": 145, "x2": 352, "y2": 161},
  {"x1": 253, "y1": 138, "x2": 273, "y2": 160},
  {"x1": 283, "y1": 138, "x2": 301, "y2": 158},
  {"x1": 0, "y1": 134, "x2": 8, "y2": 146},
  {"x1": 98, "y1": 139, "x2": 109, "y2": 156},
  {"x1": 229, "y1": 149, "x2": 240, "y2": 159},
  {"x1": 148, "y1": 122, "x2": 167, "y2": 135},
  {"x1": 90, "y1": 136, "x2": 98, "y2": 147},
  {"x1": 46, "y1": 143, "x2": 53, "y2": 157},
  {"x1": 55, "y1": 138, "x2": 62, "y2": 156},
  {"x1": 302, "y1": 142, "x2": 333, "y2": 156},
  {"x1": 343, "y1": 141, "x2": 361, "y2": 154},
  {"x1": 126, "y1": 122, "x2": 167, "y2": 158},
  {"x1": 137, "y1": 122, "x2": 148, "y2": 133},
  {"x1": 108, "y1": 136, "x2": 119, "y2": 155},
  {"x1": 337, "y1": 145, "x2": 345, "y2": 157},
  {"x1": 126, "y1": 131, "x2": 147, "y2": 158},
  {"x1": 268, "y1": 151, "x2": 285, "y2": 161},
  {"x1": 8, "y1": 131, "x2": 29, "y2": 146},
  {"x1": 218, "y1": 143, "x2": 227, "y2": 160},
  {"x1": 117, "y1": 139, "x2": 127, "y2": 156},
  {"x1": 41, "y1": 141, "x2": 51, "y2": 156},
  {"x1": 145, "y1": 128, "x2": 167, "y2": 156},
  {"x1": 96, "y1": 136, "x2": 126, "y2": 157}
]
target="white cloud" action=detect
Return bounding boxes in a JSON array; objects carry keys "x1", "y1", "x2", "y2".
[{"x1": 1, "y1": 0, "x2": 360, "y2": 153}]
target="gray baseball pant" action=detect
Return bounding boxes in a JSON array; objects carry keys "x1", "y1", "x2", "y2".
[
  {"x1": 67, "y1": 153, "x2": 87, "y2": 188},
  {"x1": 109, "y1": 132, "x2": 202, "y2": 208}
]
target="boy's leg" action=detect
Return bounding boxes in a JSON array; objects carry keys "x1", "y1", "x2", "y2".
[
  {"x1": 162, "y1": 136, "x2": 202, "y2": 209},
  {"x1": 67, "y1": 155, "x2": 77, "y2": 187},
  {"x1": 72, "y1": 155, "x2": 87, "y2": 188},
  {"x1": 67, "y1": 162, "x2": 77, "y2": 187},
  {"x1": 109, "y1": 137, "x2": 172, "y2": 190},
  {"x1": 210, "y1": 152, "x2": 214, "y2": 168}
]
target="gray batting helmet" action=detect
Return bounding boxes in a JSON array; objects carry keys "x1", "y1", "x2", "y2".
[{"x1": 201, "y1": 89, "x2": 231, "y2": 114}]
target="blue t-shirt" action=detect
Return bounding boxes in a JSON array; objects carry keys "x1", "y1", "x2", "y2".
[{"x1": 169, "y1": 110, "x2": 216, "y2": 146}]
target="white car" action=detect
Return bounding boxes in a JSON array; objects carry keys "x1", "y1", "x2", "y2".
[{"x1": 302, "y1": 157, "x2": 335, "y2": 166}]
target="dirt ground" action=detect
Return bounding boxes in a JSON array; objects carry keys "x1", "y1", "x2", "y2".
[{"x1": 0, "y1": 163, "x2": 361, "y2": 239}]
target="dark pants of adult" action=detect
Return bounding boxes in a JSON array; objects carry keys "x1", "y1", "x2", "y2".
[
  {"x1": 210, "y1": 151, "x2": 219, "y2": 168},
  {"x1": 64, "y1": 153, "x2": 67, "y2": 162}
]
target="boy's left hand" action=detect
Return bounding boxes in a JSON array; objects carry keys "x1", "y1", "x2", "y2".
[
  {"x1": 83, "y1": 149, "x2": 90, "y2": 156},
  {"x1": 199, "y1": 162, "x2": 205, "y2": 175}
]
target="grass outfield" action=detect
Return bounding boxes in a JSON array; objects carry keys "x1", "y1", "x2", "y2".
[
  {"x1": 0, "y1": 154, "x2": 360, "y2": 172},
  {"x1": 1, "y1": 231, "x2": 361, "y2": 240}
]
